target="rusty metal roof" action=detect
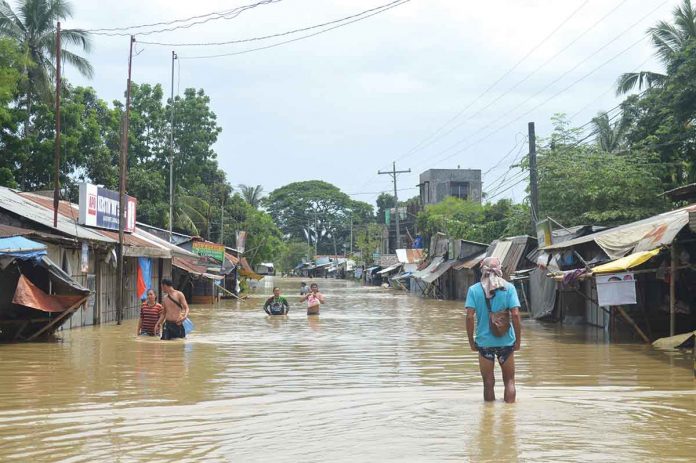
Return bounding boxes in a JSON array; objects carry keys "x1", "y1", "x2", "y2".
[
  {"x1": 396, "y1": 248, "x2": 424, "y2": 264},
  {"x1": 0, "y1": 187, "x2": 115, "y2": 243}
]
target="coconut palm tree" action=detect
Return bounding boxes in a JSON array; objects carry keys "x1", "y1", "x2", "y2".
[
  {"x1": 170, "y1": 194, "x2": 212, "y2": 237},
  {"x1": 591, "y1": 111, "x2": 631, "y2": 153},
  {"x1": 238, "y1": 184, "x2": 264, "y2": 209},
  {"x1": 0, "y1": 0, "x2": 92, "y2": 107},
  {"x1": 616, "y1": 0, "x2": 696, "y2": 95}
]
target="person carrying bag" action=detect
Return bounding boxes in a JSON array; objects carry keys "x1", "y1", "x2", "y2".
[{"x1": 465, "y1": 257, "x2": 522, "y2": 403}]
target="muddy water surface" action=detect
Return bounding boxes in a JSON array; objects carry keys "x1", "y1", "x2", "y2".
[{"x1": 0, "y1": 278, "x2": 694, "y2": 462}]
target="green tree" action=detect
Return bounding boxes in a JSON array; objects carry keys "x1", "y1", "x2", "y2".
[
  {"x1": 224, "y1": 193, "x2": 283, "y2": 266},
  {"x1": 277, "y1": 240, "x2": 313, "y2": 273},
  {"x1": 238, "y1": 184, "x2": 264, "y2": 209},
  {"x1": 0, "y1": 37, "x2": 24, "y2": 187},
  {"x1": 354, "y1": 223, "x2": 384, "y2": 265},
  {"x1": 537, "y1": 117, "x2": 668, "y2": 225},
  {"x1": 0, "y1": 0, "x2": 92, "y2": 110},
  {"x1": 616, "y1": 0, "x2": 696, "y2": 94},
  {"x1": 263, "y1": 180, "x2": 373, "y2": 254}
]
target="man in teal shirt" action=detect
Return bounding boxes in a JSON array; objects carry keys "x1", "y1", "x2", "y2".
[{"x1": 466, "y1": 257, "x2": 522, "y2": 403}]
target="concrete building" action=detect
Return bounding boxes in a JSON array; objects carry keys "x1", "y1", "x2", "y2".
[{"x1": 418, "y1": 169, "x2": 482, "y2": 205}]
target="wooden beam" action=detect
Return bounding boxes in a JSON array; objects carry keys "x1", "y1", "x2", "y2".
[
  {"x1": 26, "y1": 298, "x2": 85, "y2": 341},
  {"x1": 615, "y1": 305, "x2": 651, "y2": 344}
]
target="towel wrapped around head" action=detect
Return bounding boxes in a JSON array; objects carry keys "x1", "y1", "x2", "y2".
[{"x1": 481, "y1": 257, "x2": 507, "y2": 299}]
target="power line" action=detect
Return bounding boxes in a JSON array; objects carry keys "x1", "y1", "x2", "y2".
[
  {"x1": 396, "y1": 0, "x2": 632, "y2": 166},
  {"x1": 87, "y1": 0, "x2": 282, "y2": 36},
  {"x1": 389, "y1": 0, "x2": 591, "y2": 166},
  {"x1": 409, "y1": 0, "x2": 668, "y2": 172},
  {"x1": 179, "y1": 0, "x2": 411, "y2": 60},
  {"x1": 140, "y1": 0, "x2": 409, "y2": 46}
]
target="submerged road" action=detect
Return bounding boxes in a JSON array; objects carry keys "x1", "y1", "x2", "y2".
[{"x1": 0, "y1": 277, "x2": 694, "y2": 462}]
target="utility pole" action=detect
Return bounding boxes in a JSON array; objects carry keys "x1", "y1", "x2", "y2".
[
  {"x1": 169, "y1": 51, "x2": 177, "y2": 243},
  {"x1": 378, "y1": 162, "x2": 411, "y2": 250},
  {"x1": 52, "y1": 22, "x2": 61, "y2": 228},
  {"x1": 528, "y1": 122, "x2": 539, "y2": 230},
  {"x1": 349, "y1": 215, "x2": 353, "y2": 255},
  {"x1": 117, "y1": 35, "x2": 135, "y2": 325}
]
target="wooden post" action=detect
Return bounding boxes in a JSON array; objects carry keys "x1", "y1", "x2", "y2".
[
  {"x1": 670, "y1": 242, "x2": 677, "y2": 337},
  {"x1": 615, "y1": 305, "x2": 651, "y2": 344}
]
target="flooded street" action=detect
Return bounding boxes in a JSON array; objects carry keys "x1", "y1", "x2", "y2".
[{"x1": 0, "y1": 277, "x2": 694, "y2": 462}]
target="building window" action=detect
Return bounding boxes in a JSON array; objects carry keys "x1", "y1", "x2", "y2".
[{"x1": 450, "y1": 182, "x2": 469, "y2": 200}]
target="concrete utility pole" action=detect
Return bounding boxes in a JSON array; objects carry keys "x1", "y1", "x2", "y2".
[
  {"x1": 378, "y1": 162, "x2": 411, "y2": 250},
  {"x1": 52, "y1": 22, "x2": 61, "y2": 228},
  {"x1": 169, "y1": 50, "x2": 177, "y2": 243},
  {"x1": 528, "y1": 122, "x2": 539, "y2": 230},
  {"x1": 117, "y1": 36, "x2": 135, "y2": 325}
]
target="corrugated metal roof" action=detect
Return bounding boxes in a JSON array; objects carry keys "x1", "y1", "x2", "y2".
[
  {"x1": 487, "y1": 236, "x2": 535, "y2": 279},
  {"x1": 411, "y1": 256, "x2": 445, "y2": 280},
  {"x1": 396, "y1": 248, "x2": 425, "y2": 264},
  {"x1": 172, "y1": 256, "x2": 224, "y2": 280},
  {"x1": 0, "y1": 187, "x2": 115, "y2": 243},
  {"x1": 453, "y1": 252, "x2": 486, "y2": 271},
  {"x1": 421, "y1": 259, "x2": 456, "y2": 283},
  {"x1": 19, "y1": 192, "x2": 172, "y2": 258}
]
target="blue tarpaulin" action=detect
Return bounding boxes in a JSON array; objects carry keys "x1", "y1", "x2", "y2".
[{"x1": 0, "y1": 236, "x2": 47, "y2": 260}]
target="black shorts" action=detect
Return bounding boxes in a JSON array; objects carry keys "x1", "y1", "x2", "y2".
[
  {"x1": 161, "y1": 321, "x2": 186, "y2": 340},
  {"x1": 478, "y1": 345, "x2": 514, "y2": 364}
]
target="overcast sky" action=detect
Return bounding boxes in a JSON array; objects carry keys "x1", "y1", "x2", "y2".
[{"x1": 62, "y1": 0, "x2": 674, "y2": 207}]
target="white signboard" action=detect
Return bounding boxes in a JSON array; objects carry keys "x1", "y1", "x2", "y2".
[
  {"x1": 596, "y1": 272, "x2": 637, "y2": 306},
  {"x1": 78, "y1": 183, "x2": 136, "y2": 233}
]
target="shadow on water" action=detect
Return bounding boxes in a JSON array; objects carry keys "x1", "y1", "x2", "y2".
[{"x1": 0, "y1": 276, "x2": 694, "y2": 462}]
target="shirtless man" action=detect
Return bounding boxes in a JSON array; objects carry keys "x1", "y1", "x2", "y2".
[{"x1": 157, "y1": 278, "x2": 190, "y2": 340}]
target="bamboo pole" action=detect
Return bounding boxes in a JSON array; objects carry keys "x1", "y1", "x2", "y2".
[{"x1": 670, "y1": 242, "x2": 677, "y2": 337}]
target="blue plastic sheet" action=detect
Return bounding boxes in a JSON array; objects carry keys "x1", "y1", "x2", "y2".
[{"x1": 0, "y1": 236, "x2": 47, "y2": 260}]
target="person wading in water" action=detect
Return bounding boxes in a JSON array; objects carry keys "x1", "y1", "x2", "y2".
[
  {"x1": 263, "y1": 287, "x2": 290, "y2": 315},
  {"x1": 465, "y1": 257, "x2": 522, "y2": 403},
  {"x1": 137, "y1": 289, "x2": 163, "y2": 336},
  {"x1": 158, "y1": 279, "x2": 190, "y2": 340},
  {"x1": 300, "y1": 283, "x2": 325, "y2": 315}
]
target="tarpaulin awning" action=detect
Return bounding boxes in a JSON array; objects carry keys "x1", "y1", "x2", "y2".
[
  {"x1": 12, "y1": 274, "x2": 87, "y2": 313},
  {"x1": 0, "y1": 236, "x2": 47, "y2": 260},
  {"x1": 421, "y1": 259, "x2": 457, "y2": 283},
  {"x1": 239, "y1": 257, "x2": 263, "y2": 280},
  {"x1": 377, "y1": 263, "x2": 402, "y2": 275},
  {"x1": 541, "y1": 204, "x2": 696, "y2": 259},
  {"x1": 591, "y1": 248, "x2": 661, "y2": 274}
]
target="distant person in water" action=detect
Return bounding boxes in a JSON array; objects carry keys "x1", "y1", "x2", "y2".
[
  {"x1": 158, "y1": 279, "x2": 190, "y2": 340},
  {"x1": 300, "y1": 283, "x2": 325, "y2": 315},
  {"x1": 137, "y1": 289, "x2": 163, "y2": 336},
  {"x1": 465, "y1": 257, "x2": 522, "y2": 403},
  {"x1": 300, "y1": 282, "x2": 309, "y2": 295},
  {"x1": 264, "y1": 287, "x2": 290, "y2": 315}
]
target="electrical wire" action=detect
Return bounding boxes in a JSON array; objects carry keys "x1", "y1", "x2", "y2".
[
  {"x1": 179, "y1": 0, "x2": 411, "y2": 60},
  {"x1": 408, "y1": 0, "x2": 668, "y2": 172},
  {"x1": 140, "y1": 0, "x2": 409, "y2": 46},
  {"x1": 87, "y1": 0, "x2": 282, "y2": 36}
]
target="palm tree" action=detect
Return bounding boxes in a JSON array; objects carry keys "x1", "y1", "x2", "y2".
[
  {"x1": 0, "y1": 0, "x2": 92, "y2": 107},
  {"x1": 616, "y1": 0, "x2": 696, "y2": 95},
  {"x1": 591, "y1": 111, "x2": 631, "y2": 153},
  {"x1": 238, "y1": 184, "x2": 264, "y2": 209},
  {"x1": 170, "y1": 195, "x2": 212, "y2": 237}
]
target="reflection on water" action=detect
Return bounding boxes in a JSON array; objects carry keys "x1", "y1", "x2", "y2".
[{"x1": 0, "y1": 278, "x2": 694, "y2": 462}]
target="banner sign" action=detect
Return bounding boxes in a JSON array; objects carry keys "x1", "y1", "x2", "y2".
[
  {"x1": 78, "y1": 183, "x2": 136, "y2": 233},
  {"x1": 236, "y1": 231, "x2": 247, "y2": 254},
  {"x1": 596, "y1": 272, "x2": 637, "y2": 306},
  {"x1": 536, "y1": 218, "x2": 552, "y2": 248},
  {"x1": 192, "y1": 241, "x2": 225, "y2": 262},
  {"x1": 80, "y1": 241, "x2": 89, "y2": 273}
]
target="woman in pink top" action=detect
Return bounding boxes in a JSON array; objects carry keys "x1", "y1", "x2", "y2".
[{"x1": 300, "y1": 283, "x2": 325, "y2": 315}]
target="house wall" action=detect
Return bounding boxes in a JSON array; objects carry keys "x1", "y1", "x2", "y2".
[
  {"x1": 419, "y1": 169, "x2": 482, "y2": 205},
  {"x1": 453, "y1": 269, "x2": 476, "y2": 301}
]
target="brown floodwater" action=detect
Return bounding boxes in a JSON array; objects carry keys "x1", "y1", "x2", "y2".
[{"x1": 0, "y1": 277, "x2": 694, "y2": 462}]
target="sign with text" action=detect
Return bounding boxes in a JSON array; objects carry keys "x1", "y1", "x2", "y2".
[
  {"x1": 192, "y1": 241, "x2": 225, "y2": 263},
  {"x1": 78, "y1": 183, "x2": 136, "y2": 232}
]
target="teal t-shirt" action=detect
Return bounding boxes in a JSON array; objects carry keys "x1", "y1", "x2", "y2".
[{"x1": 465, "y1": 282, "x2": 520, "y2": 348}]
